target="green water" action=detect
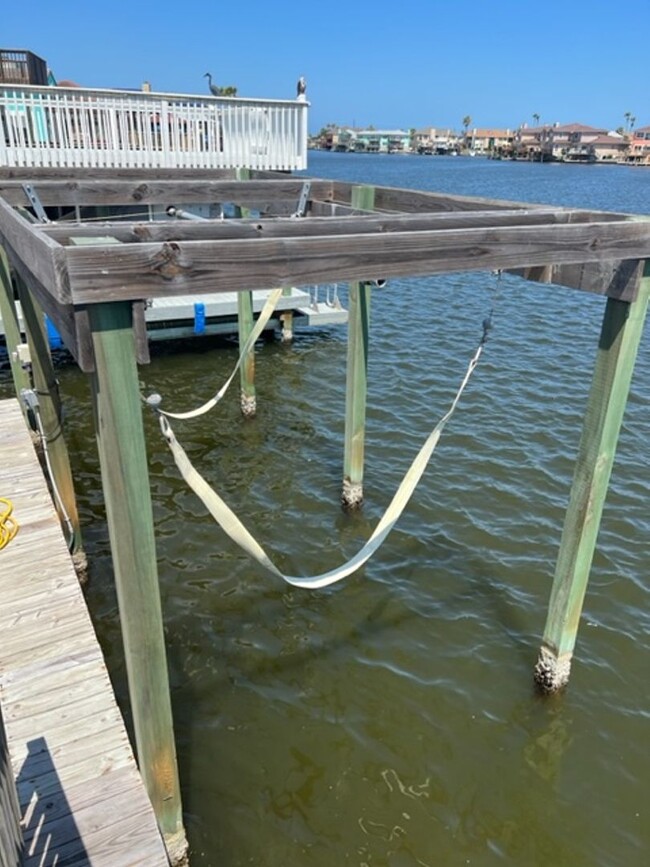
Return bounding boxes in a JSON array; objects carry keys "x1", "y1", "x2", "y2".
[{"x1": 1, "y1": 154, "x2": 648, "y2": 866}]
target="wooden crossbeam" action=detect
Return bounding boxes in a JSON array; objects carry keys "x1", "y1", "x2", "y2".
[
  {"x1": 40, "y1": 208, "x2": 625, "y2": 245},
  {"x1": 0, "y1": 179, "x2": 337, "y2": 208},
  {"x1": 63, "y1": 220, "x2": 650, "y2": 304},
  {"x1": 0, "y1": 198, "x2": 70, "y2": 301}
]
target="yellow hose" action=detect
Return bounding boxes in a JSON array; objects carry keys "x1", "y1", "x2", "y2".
[{"x1": 0, "y1": 498, "x2": 19, "y2": 550}]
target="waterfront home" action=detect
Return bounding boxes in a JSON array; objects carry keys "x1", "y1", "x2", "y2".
[
  {"x1": 551, "y1": 123, "x2": 609, "y2": 161},
  {"x1": 512, "y1": 124, "x2": 551, "y2": 160},
  {"x1": 353, "y1": 128, "x2": 411, "y2": 153},
  {"x1": 462, "y1": 128, "x2": 514, "y2": 156},
  {"x1": 625, "y1": 125, "x2": 650, "y2": 166},
  {"x1": 412, "y1": 126, "x2": 460, "y2": 155}
]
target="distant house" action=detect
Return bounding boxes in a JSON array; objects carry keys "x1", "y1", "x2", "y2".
[
  {"x1": 588, "y1": 134, "x2": 629, "y2": 162},
  {"x1": 464, "y1": 128, "x2": 514, "y2": 155},
  {"x1": 552, "y1": 123, "x2": 609, "y2": 161},
  {"x1": 354, "y1": 128, "x2": 411, "y2": 153},
  {"x1": 514, "y1": 122, "x2": 614, "y2": 161},
  {"x1": 513, "y1": 124, "x2": 550, "y2": 160},
  {"x1": 626, "y1": 125, "x2": 650, "y2": 165},
  {"x1": 412, "y1": 126, "x2": 459, "y2": 155}
]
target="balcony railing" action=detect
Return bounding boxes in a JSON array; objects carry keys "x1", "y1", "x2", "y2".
[{"x1": 0, "y1": 84, "x2": 308, "y2": 171}]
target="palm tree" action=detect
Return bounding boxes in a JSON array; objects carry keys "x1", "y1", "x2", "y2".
[
  {"x1": 532, "y1": 113, "x2": 540, "y2": 126},
  {"x1": 624, "y1": 111, "x2": 632, "y2": 132},
  {"x1": 462, "y1": 115, "x2": 472, "y2": 133}
]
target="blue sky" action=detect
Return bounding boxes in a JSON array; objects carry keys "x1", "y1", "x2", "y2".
[{"x1": 3, "y1": 0, "x2": 648, "y2": 133}]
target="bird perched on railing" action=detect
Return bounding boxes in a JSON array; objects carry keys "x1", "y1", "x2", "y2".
[
  {"x1": 204, "y1": 72, "x2": 219, "y2": 96},
  {"x1": 204, "y1": 72, "x2": 238, "y2": 97},
  {"x1": 296, "y1": 76, "x2": 307, "y2": 99}
]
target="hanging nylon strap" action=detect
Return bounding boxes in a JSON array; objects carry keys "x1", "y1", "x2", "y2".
[
  {"x1": 157, "y1": 335, "x2": 486, "y2": 589},
  {"x1": 153, "y1": 288, "x2": 284, "y2": 420}
]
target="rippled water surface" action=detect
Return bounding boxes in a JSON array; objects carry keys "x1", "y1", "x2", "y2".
[{"x1": 2, "y1": 154, "x2": 649, "y2": 866}]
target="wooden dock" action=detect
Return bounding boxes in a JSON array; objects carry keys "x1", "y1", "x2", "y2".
[{"x1": 0, "y1": 398, "x2": 169, "y2": 866}]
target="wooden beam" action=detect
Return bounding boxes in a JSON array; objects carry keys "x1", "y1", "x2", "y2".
[
  {"x1": 327, "y1": 179, "x2": 542, "y2": 213},
  {"x1": 534, "y1": 258, "x2": 650, "y2": 693},
  {"x1": 0, "y1": 179, "x2": 337, "y2": 208},
  {"x1": 42, "y1": 207, "x2": 620, "y2": 246},
  {"x1": 0, "y1": 167, "x2": 237, "y2": 182},
  {"x1": 512, "y1": 258, "x2": 645, "y2": 302},
  {"x1": 1, "y1": 237, "x2": 83, "y2": 367},
  {"x1": 0, "y1": 197, "x2": 70, "y2": 303},
  {"x1": 64, "y1": 220, "x2": 650, "y2": 304},
  {"x1": 87, "y1": 301, "x2": 186, "y2": 856}
]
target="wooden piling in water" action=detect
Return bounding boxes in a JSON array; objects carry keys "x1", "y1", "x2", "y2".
[
  {"x1": 14, "y1": 274, "x2": 83, "y2": 557},
  {"x1": 0, "y1": 246, "x2": 30, "y2": 408},
  {"x1": 342, "y1": 185, "x2": 375, "y2": 509},
  {"x1": 534, "y1": 258, "x2": 650, "y2": 693},
  {"x1": 235, "y1": 168, "x2": 257, "y2": 417},
  {"x1": 87, "y1": 301, "x2": 187, "y2": 864}
]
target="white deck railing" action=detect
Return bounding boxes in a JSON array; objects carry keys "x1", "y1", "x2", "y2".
[{"x1": 0, "y1": 84, "x2": 308, "y2": 171}]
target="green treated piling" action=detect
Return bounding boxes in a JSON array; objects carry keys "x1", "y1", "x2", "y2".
[
  {"x1": 235, "y1": 168, "x2": 257, "y2": 416},
  {"x1": 15, "y1": 276, "x2": 83, "y2": 557},
  {"x1": 535, "y1": 259, "x2": 650, "y2": 692},
  {"x1": 0, "y1": 247, "x2": 30, "y2": 406},
  {"x1": 88, "y1": 301, "x2": 187, "y2": 864},
  {"x1": 342, "y1": 185, "x2": 375, "y2": 509}
]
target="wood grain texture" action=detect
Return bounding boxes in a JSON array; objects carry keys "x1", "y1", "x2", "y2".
[
  {"x1": 64, "y1": 219, "x2": 650, "y2": 304},
  {"x1": 42, "y1": 207, "x2": 619, "y2": 245},
  {"x1": 0, "y1": 198, "x2": 70, "y2": 302},
  {"x1": 539, "y1": 262, "x2": 650, "y2": 667},
  {"x1": 0, "y1": 399, "x2": 170, "y2": 866},
  {"x1": 88, "y1": 304, "x2": 184, "y2": 844}
]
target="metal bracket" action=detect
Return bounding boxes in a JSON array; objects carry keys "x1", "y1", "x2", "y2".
[
  {"x1": 293, "y1": 181, "x2": 311, "y2": 217},
  {"x1": 22, "y1": 184, "x2": 50, "y2": 223}
]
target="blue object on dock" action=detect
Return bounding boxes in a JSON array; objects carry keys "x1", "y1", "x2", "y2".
[
  {"x1": 45, "y1": 316, "x2": 63, "y2": 350},
  {"x1": 194, "y1": 303, "x2": 206, "y2": 335}
]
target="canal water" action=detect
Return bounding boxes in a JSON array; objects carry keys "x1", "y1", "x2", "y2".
[{"x1": 3, "y1": 154, "x2": 649, "y2": 866}]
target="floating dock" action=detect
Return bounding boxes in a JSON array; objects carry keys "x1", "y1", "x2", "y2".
[{"x1": 0, "y1": 398, "x2": 169, "y2": 866}]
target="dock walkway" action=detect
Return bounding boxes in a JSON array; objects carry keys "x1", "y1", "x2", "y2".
[{"x1": 0, "y1": 398, "x2": 169, "y2": 866}]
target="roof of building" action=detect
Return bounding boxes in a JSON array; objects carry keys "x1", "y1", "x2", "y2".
[
  {"x1": 469, "y1": 128, "x2": 512, "y2": 137},
  {"x1": 590, "y1": 135, "x2": 628, "y2": 146},
  {"x1": 553, "y1": 123, "x2": 607, "y2": 133}
]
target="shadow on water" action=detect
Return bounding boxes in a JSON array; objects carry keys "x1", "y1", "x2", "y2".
[{"x1": 15, "y1": 736, "x2": 90, "y2": 866}]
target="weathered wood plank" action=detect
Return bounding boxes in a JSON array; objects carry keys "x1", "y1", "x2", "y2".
[
  {"x1": 42, "y1": 207, "x2": 623, "y2": 245},
  {"x1": 0, "y1": 398, "x2": 171, "y2": 866},
  {"x1": 0, "y1": 166, "x2": 236, "y2": 182},
  {"x1": 512, "y1": 258, "x2": 645, "y2": 301},
  {"x1": 0, "y1": 198, "x2": 70, "y2": 302},
  {"x1": 328, "y1": 179, "x2": 538, "y2": 213},
  {"x1": 65, "y1": 220, "x2": 650, "y2": 304},
  {"x1": 0, "y1": 179, "x2": 336, "y2": 207},
  {"x1": 1, "y1": 238, "x2": 80, "y2": 362}
]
